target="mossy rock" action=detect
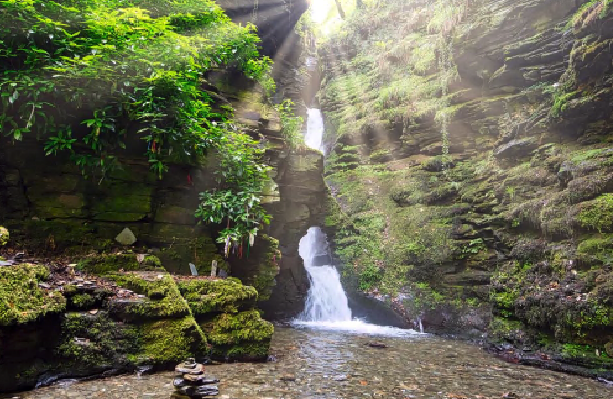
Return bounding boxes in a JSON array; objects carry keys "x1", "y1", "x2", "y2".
[
  {"x1": 249, "y1": 235, "x2": 281, "y2": 302},
  {"x1": 14, "y1": 220, "x2": 99, "y2": 253},
  {"x1": 135, "y1": 316, "x2": 207, "y2": 366},
  {"x1": 76, "y1": 254, "x2": 164, "y2": 275},
  {"x1": 56, "y1": 311, "x2": 140, "y2": 369},
  {"x1": 231, "y1": 235, "x2": 280, "y2": 302},
  {"x1": 578, "y1": 193, "x2": 613, "y2": 233},
  {"x1": 488, "y1": 316, "x2": 529, "y2": 345},
  {"x1": 0, "y1": 264, "x2": 66, "y2": 326},
  {"x1": 67, "y1": 293, "x2": 97, "y2": 310},
  {"x1": 29, "y1": 193, "x2": 87, "y2": 219},
  {"x1": 106, "y1": 273, "x2": 191, "y2": 320},
  {"x1": 577, "y1": 234, "x2": 613, "y2": 265},
  {"x1": 64, "y1": 284, "x2": 115, "y2": 311},
  {"x1": 177, "y1": 278, "x2": 258, "y2": 315},
  {"x1": 90, "y1": 182, "x2": 153, "y2": 220},
  {"x1": 0, "y1": 226, "x2": 8, "y2": 246},
  {"x1": 202, "y1": 309, "x2": 273, "y2": 361}
]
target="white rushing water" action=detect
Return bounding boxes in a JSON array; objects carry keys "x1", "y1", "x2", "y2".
[
  {"x1": 294, "y1": 110, "x2": 421, "y2": 337},
  {"x1": 294, "y1": 229, "x2": 420, "y2": 337},
  {"x1": 297, "y1": 227, "x2": 352, "y2": 322},
  {"x1": 304, "y1": 108, "x2": 325, "y2": 153}
]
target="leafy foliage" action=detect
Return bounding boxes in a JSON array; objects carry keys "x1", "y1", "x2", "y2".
[
  {"x1": 1, "y1": 0, "x2": 276, "y2": 243},
  {"x1": 0, "y1": 0, "x2": 271, "y2": 171},
  {"x1": 195, "y1": 128, "x2": 272, "y2": 244},
  {"x1": 276, "y1": 98, "x2": 305, "y2": 151}
]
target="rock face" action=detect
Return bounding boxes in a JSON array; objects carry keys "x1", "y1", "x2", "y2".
[
  {"x1": 0, "y1": 0, "x2": 323, "y2": 320},
  {"x1": 215, "y1": 0, "x2": 308, "y2": 57},
  {"x1": 320, "y1": 0, "x2": 613, "y2": 376},
  {"x1": 0, "y1": 259, "x2": 272, "y2": 393}
]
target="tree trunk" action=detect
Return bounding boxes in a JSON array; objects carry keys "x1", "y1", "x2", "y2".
[{"x1": 334, "y1": 0, "x2": 346, "y2": 19}]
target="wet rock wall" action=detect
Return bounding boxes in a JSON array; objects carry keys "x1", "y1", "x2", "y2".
[{"x1": 320, "y1": 0, "x2": 613, "y2": 376}]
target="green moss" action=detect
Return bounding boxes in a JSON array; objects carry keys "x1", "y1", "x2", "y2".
[
  {"x1": 205, "y1": 310, "x2": 273, "y2": 344},
  {"x1": 359, "y1": 265, "x2": 382, "y2": 291},
  {"x1": 577, "y1": 235, "x2": 613, "y2": 264},
  {"x1": 0, "y1": 264, "x2": 66, "y2": 326},
  {"x1": 488, "y1": 317, "x2": 526, "y2": 343},
  {"x1": 570, "y1": 148, "x2": 613, "y2": 164},
  {"x1": 216, "y1": 341, "x2": 270, "y2": 360},
  {"x1": 106, "y1": 273, "x2": 191, "y2": 319},
  {"x1": 561, "y1": 343, "x2": 612, "y2": 362},
  {"x1": 69, "y1": 293, "x2": 96, "y2": 310},
  {"x1": 578, "y1": 194, "x2": 613, "y2": 233},
  {"x1": 568, "y1": 0, "x2": 613, "y2": 31},
  {"x1": 77, "y1": 254, "x2": 138, "y2": 274},
  {"x1": 202, "y1": 309, "x2": 272, "y2": 360},
  {"x1": 56, "y1": 311, "x2": 140, "y2": 367},
  {"x1": 143, "y1": 255, "x2": 163, "y2": 268},
  {"x1": 29, "y1": 193, "x2": 86, "y2": 219},
  {"x1": 136, "y1": 316, "x2": 207, "y2": 365},
  {"x1": 90, "y1": 183, "x2": 153, "y2": 220},
  {"x1": 0, "y1": 226, "x2": 8, "y2": 246},
  {"x1": 177, "y1": 278, "x2": 258, "y2": 315},
  {"x1": 15, "y1": 220, "x2": 98, "y2": 252},
  {"x1": 76, "y1": 254, "x2": 164, "y2": 275},
  {"x1": 551, "y1": 91, "x2": 579, "y2": 118},
  {"x1": 243, "y1": 235, "x2": 280, "y2": 301},
  {"x1": 491, "y1": 291, "x2": 518, "y2": 310}
]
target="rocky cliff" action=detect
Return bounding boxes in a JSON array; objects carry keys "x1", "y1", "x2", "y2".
[
  {"x1": 320, "y1": 0, "x2": 613, "y2": 377},
  {"x1": 0, "y1": 0, "x2": 321, "y2": 319}
]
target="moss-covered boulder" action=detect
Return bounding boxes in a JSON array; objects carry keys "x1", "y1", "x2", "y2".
[
  {"x1": 106, "y1": 273, "x2": 191, "y2": 321},
  {"x1": 56, "y1": 311, "x2": 140, "y2": 372},
  {"x1": 0, "y1": 226, "x2": 8, "y2": 246},
  {"x1": 202, "y1": 309, "x2": 273, "y2": 361},
  {"x1": 177, "y1": 277, "x2": 258, "y2": 315},
  {"x1": 0, "y1": 264, "x2": 66, "y2": 327},
  {"x1": 136, "y1": 316, "x2": 207, "y2": 366},
  {"x1": 0, "y1": 258, "x2": 274, "y2": 391}
]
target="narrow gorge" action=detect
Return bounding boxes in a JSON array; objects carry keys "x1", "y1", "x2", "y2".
[{"x1": 1, "y1": 0, "x2": 613, "y2": 398}]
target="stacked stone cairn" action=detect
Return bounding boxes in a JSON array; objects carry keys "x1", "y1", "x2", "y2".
[{"x1": 172, "y1": 358, "x2": 219, "y2": 398}]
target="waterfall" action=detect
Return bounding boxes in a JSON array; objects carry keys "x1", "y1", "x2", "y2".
[
  {"x1": 298, "y1": 227, "x2": 352, "y2": 322},
  {"x1": 300, "y1": 111, "x2": 350, "y2": 322},
  {"x1": 292, "y1": 107, "x2": 420, "y2": 336},
  {"x1": 304, "y1": 108, "x2": 325, "y2": 154}
]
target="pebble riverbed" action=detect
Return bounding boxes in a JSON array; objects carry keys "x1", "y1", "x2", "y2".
[{"x1": 4, "y1": 327, "x2": 613, "y2": 399}]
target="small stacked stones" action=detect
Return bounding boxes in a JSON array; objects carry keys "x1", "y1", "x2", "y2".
[{"x1": 172, "y1": 358, "x2": 219, "y2": 398}]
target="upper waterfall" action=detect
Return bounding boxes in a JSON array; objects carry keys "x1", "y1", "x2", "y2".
[{"x1": 304, "y1": 108, "x2": 325, "y2": 154}]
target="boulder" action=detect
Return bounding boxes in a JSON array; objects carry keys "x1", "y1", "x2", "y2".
[{"x1": 493, "y1": 138, "x2": 538, "y2": 160}]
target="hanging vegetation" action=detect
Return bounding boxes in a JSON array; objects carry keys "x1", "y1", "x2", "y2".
[{"x1": 0, "y1": 0, "x2": 276, "y2": 243}]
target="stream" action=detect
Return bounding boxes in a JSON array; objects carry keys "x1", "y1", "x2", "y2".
[{"x1": 6, "y1": 327, "x2": 612, "y2": 399}]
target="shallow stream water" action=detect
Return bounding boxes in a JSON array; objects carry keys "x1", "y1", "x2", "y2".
[{"x1": 7, "y1": 326, "x2": 613, "y2": 399}]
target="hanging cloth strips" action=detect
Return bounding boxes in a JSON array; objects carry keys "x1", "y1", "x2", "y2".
[{"x1": 224, "y1": 218, "x2": 230, "y2": 258}]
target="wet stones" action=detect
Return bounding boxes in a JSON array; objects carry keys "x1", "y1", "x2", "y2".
[{"x1": 172, "y1": 359, "x2": 219, "y2": 398}]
